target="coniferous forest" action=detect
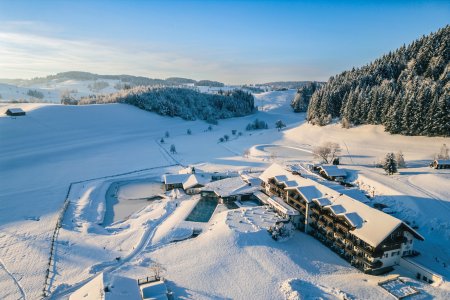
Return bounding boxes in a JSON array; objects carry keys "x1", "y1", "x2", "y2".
[
  {"x1": 79, "y1": 87, "x2": 255, "y2": 123},
  {"x1": 307, "y1": 25, "x2": 449, "y2": 136}
]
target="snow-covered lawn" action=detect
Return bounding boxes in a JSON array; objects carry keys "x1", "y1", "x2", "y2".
[{"x1": 1, "y1": 90, "x2": 449, "y2": 299}]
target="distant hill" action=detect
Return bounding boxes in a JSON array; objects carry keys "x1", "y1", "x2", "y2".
[
  {"x1": 262, "y1": 81, "x2": 322, "y2": 90},
  {"x1": 307, "y1": 25, "x2": 449, "y2": 137},
  {"x1": 194, "y1": 80, "x2": 224, "y2": 87},
  {"x1": 0, "y1": 71, "x2": 224, "y2": 88}
]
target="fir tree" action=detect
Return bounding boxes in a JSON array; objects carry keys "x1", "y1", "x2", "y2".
[{"x1": 383, "y1": 153, "x2": 398, "y2": 175}]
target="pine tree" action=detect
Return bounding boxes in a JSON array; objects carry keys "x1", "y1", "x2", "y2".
[
  {"x1": 170, "y1": 144, "x2": 176, "y2": 154},
  {"x1": 383, "y1": 153, "x2": 398, "y2": 175}
]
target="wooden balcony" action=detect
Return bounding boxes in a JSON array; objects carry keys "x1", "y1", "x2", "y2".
[
  {"x1": 288, "y1": 196, "x2": 306, "y2": 208},
  {"x1": 310, "y1": 207, "x2": 321, "y2": 215},
  {"x1": 325, "y1": 225, "x2": 334, "y2": 233},
  {"x1": 323, "y1": 214, "x2": 334, "y2": 223},
  {"x1": 353, "y1": 255, "x2": 382, "y2": 268},
  {"x1": 381, "y1": 242, "x2": 403, "y2": 252},
  {"x1": 354, "y1": 245, "x2": 374, "y2": 257},
  {"x1": 334, "y1": 231, "x2": 345, "y2": 239}
]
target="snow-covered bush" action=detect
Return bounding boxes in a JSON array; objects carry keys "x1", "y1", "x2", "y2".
[
  {"x1": 268, "y1": 222, "x2": 295, "y2": 240},
  {"x1": 246, "y1": 119, "x2": 268, "y2": 130}
]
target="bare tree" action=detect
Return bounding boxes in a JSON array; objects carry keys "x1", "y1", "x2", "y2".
[
  {"x1": 437, "y1": 144, "x2": 449, "y2": 160},
  {"x1": 243, "y1": 148, "x2": 251, "y2": 158},
  {"x1": 270, "y1": 151, "x2": 277, "y2": 162},
  {"x1": 396, "y1": 150, "x2": 406, "y2": 168},
  {"x1": 313, "y1": 142, "x2": 341, "y2": 164},
  {"x1": 150, "y1": 262, "x2": 166, "y2": 279},
  {"x1": 341, "y1": 117, "x2": 351, "y2": 129},
  {"x1": 170, "y1": 144, "x2": 176, "y2": 154}
]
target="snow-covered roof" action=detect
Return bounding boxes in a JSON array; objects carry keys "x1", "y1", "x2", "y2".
[
  {"x1": 141, "y1": 280, "x2": 168, "y2": 300},
  {"x1": 260, "y1": 164, "x2": 423, "y2": 248},
  {"x1": 259, "y1": 163, "x2": 293, "y2": 183},
  {"x1": 254, "y1": 191, "x2": 299, "y2": 216},
  {"x1": 6, "y1": 108, "x2": 25, "y2": 114},
  {"x1": 316, "y1": 194, "x2": 404, "y2": 248},
  {"x1": 313, "y1": 197, "x2": 332, "y2": 206},
  {"x1": 284, "y1": 180, "x2": 299, "y2": 187},
  {"x1": 240, "y1": 173, "x2": 262, "y2": 186},
  {"x1": 328, "y1": 204, "x2": 346, "y2": 215},
  {"x1": 202, "y1": 176, "x2": 258, "y2": 197},
  {"x1": 183, "y1": 174, "x2": 210, "y2": 189},
  {"x1": 319, "y1": 165, "x2": 347, "y2": 177},
  {"x1": 69, "y1": 273, "x2": 141, "y2": 300},
  {"x1": 287, "y1": 185, "x2": 323, "y2": 203},
  {"x1": 163, "y1": 174, "x2": 190, "y2": 185}
]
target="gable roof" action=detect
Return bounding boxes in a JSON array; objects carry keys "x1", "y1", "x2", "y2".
[
  {"x1": 286, "y1": 185, "x2": 323, "y2": 203},
  {"x1": 182, "y1": 174, "x2": 210, "y2": 189},
  {"x1": 202, "y1": 176, "x2": 258, "y2": 197},
  {"x1": 163, "y1": 174, "x2": 190, "y2": 185},
  {"x1": 6, "y1": 108, "x2": 25, "y2": 114},
  {"x1": 319, "y1": 165, "x2": 347, "y2": 177}
]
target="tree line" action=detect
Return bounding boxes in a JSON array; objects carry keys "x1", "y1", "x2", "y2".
[
  {"x1": 79, "y1": 86, "x2": 255, "y2": 123},
  {"x1": 306, "y1": 25, "x2": 449, "y2": 137}
]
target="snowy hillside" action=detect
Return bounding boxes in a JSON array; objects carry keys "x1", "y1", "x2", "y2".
[{"x1": 1, "y1": 90, "x2": 449, "y2": 299}]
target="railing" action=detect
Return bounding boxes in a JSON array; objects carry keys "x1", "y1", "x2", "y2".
[
  {"x1": 381, "y1": 242, "x2": 403, "y2": 252},
  {"x1": 323, "y1": 214, "x2": 334, "y2": 223},
  {"x1": 138, "y1": 275, "x2": 161, "y2": 285}
]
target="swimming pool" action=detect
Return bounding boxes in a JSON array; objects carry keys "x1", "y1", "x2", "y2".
[
  {"x1": 185, "y1": 197, "x2": 218, "y2": 223},
  {"x1": 103, "y1": 178, "x2": 163, "y2": 226}
]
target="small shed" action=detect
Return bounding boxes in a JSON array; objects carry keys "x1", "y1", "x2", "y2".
[
  {"x1": 432, "y1": 159, "x2": 450, "y2": 169},
  {"x1": 5, "y1": 108, "x2": 26, "y2": 116}
]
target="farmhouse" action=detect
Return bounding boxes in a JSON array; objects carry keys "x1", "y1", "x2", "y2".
[
  {"x1": 431, "y1": 159, "x2": 450, "y2": 169},
  {"x1": 259, "y1": 163, "x2": 424, "y2": 274},
  {"x1": 318, "y1": 165, "x2": 347, "y2": 181},
  {"x1": 5, "y1": 108, "x2": 26, "y2": 116}
]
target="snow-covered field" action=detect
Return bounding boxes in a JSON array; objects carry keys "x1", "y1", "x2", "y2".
[{"x1": 1, "y1": 90, "x2": 449, "y2": 299}]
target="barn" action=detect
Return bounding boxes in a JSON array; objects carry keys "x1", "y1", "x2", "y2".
[{"x1": 5, "y1": 108, "x2": 26, "y2": 116}]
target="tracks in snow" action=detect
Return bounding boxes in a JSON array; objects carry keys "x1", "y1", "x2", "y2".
[
  {"x1": 0, "y1": 258, "x2": 26, "y2": 300},
  {"x1": 48, "y1": 201, "x2": 176, "y2": 299}
]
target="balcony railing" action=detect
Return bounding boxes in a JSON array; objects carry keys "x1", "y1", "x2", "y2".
[{"x1": 381, "y1": 242, "x2": 403, "y2": 252}]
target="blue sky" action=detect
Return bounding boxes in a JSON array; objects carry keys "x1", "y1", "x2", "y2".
[{"x1": 0, "y1": 0, "x2": 448, "y2": 84}]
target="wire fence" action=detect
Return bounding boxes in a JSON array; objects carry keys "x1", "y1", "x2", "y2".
[{"x1": 42, "y1": 163, "x2": 179, "y2": 297}]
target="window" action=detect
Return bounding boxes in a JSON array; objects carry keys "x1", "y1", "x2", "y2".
[
  {"x1": 397, "y1": 251, "x2": 401, "y2": 255},
  {"x1": 384, "y1": 253, "x2": 388, "y2": 258},
  {"x1": 391, "y1": 252, "x2": 396, "y2": 257}
]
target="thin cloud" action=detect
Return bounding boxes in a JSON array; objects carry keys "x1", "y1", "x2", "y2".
[{"x1": 0, "y1": 21, "x2": 329, "y2": 84}]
